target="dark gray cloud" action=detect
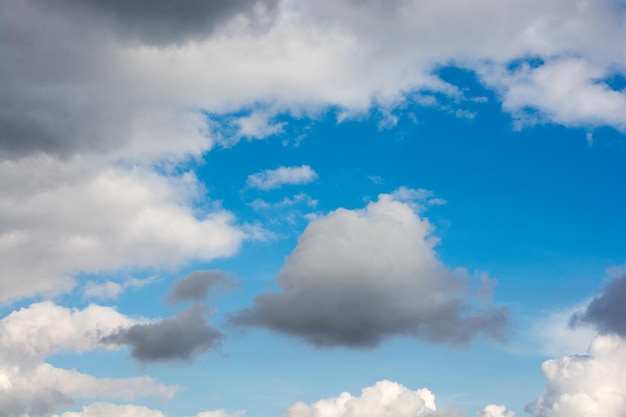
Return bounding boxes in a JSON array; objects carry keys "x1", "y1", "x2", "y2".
[
  {"x1": 103, "y1": 305, "x2": 222, "y2": 363},
  {"x1": 231, "y1": 195, "x2": 508, "y2": 348},
  {"x1": 34, "y1": 0, "x2": 280, "y2": 46},
  {"x1": 167, "y1": 270, "x2": 235, "y2": 304},
  {"x1": 569, "y1": 275, "x2": 626, "y2": 337}
]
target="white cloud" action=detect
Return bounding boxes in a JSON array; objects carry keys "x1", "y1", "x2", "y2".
[
  {"x1": 83, "y1": 277, "x2": 159, "y2": 300},
  {"x1": 0, "y1": 156, "x2": 246, "y2": 303},
  {"x1": 52, "y1": 404, "x2": 245, "y2": 417},
  {"x1": 527, "y1": 334, "x2": 626, "y2": 417},
  {"x1": 232, "y1": 194, "x2": 507, "y2": 347},
  {"x1": 284, "y1": 380, "x2": 437, "y2": 417},
  {"x1": 247, "y1": 166, "x2": 318, "y2": 190},
  {"x1": 52, "y1": 402, "x2": 166, "y2": 417},
  {"x1": 0, "y1": 302, "x2": 175, "y2": 417},
  {"x1": 83, "y1": 281, "x2": 124, "y2": 300},
  {"x1": 474, "y1": 405, "x2": 515, "y2": 417},
  {"x1": 531, "y1": 305, "x2": 598, "y2": 357},
  {"x1": 480, "y1": 58, "x2": 626, "y2": 130}
]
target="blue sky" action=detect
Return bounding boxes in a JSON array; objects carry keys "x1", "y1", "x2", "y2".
[{"x1": 1, "y1": 1, "x2": 626, "y2": 417}]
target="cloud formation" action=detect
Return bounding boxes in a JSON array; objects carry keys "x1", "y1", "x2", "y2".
[
  {"x1": 0, "y1": 159, "x2": 246, "y2": 303},
  {"x1": 527, "y1": 334, "x2": 626, "y2": 417},
  {"x1": 232, "y1": 194, "x2": 508, "y2": 348},
  {"x1": 0, "y1": 302, "x2": 175, "y2": 417},
  {"x1": 103, "y1": 304, "x2": 222, "y2": 363},
  {"x1": 474, "y1": 405, "x2": 515, "y2": 417},
  {"x1": 569, "y1": 275, "x2": 626, "y2": 338},
  {"x1": 247, "y1": 165, "x2": 319, "y2": 190},
  {"x1": 52, "y1": 402, "x2": 166, "y2": 417},
  {"x1": 283, "y1": 380, "x2": 437, "y2": 417},
  {"x1": 168, "y1": 270, "x2": 235, "y2": 304},
  {"x1": 35, "y1": 0, "x2": 279, "y2": 46}
]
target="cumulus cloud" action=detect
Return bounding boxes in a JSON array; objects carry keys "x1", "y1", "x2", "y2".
[
  {"x1": 247, "y1": 166, "x2": 319, "y2": 190},
  {"x1": 474, "y1": 405, "x2": 515, "y2": 417},
  {"x1": 569, "y1": 275, "x2": 626, "y2": 338},
  {"x1": 52, "y1": 403, "x2": 244, "y2": 417},
  {"x1": 52, "y1": 402, "x2": 167, "y2": 417},
  {"x1": 0, "y1": 157, "x2": 246, "y2": 303},
  {"x1": 0, "y1": 302, "x2": 175, "y2": 417},
  {"x1": 167, "y1": 270, "x2": 236, "y2": 304},
  {"x1": 231, "y1": 194, "x2": 508, "y2": 348},
  {"x1": 284, "y1": 380, "x2": 438, "y2": 417},
  {"x1": 103, "y1": 304, "x2": 222, "y2": 363},
  {"x1": 527, "y1": 334, "x2": 626, "y2": 417}
]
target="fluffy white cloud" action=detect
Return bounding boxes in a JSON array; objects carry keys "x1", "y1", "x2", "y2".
[
  {"x1": 0, "y1": 302, "x2": 176, "y2": 417},
  {"x1": 232, "y1": 194, "x2": 507, "y2": 347},
  {"x1": 52, "y1": 402, "x2": 167, "y2": 417},
  {"x1": 247, "y1": 165, "x2": 318, "y2": 190},
  {"x1": 284, "y1": 380, "x2": 437, "y2": 417},
  {"x1": 527, "y1": 334, "x2": 626, "y2": 417},
  {"x1": 480, "y1": 58, "x2": 626, "y2": 130},
  {"x1": 0, "y1": 156, "x2": 246, "y2": 302},
  {"x1": 0, "y1": 301, "x2": 135, "y2": 363},
  {"x1": 52, "y1": 404, "x2": 245, "y2": 417},
  {"x1": 474, "y1": 405, "x2": 515, "y2": 417}
]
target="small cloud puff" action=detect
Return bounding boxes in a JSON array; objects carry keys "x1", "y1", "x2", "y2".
[{"x1": 247, "y1": 165, "x2": 318, "y2": 190}]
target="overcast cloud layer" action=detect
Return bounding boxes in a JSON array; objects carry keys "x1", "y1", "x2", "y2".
[{"x1": 232, "y1": 194, "x2": 508, "y2": 348}]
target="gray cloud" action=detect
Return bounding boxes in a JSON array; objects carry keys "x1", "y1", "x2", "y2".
[
  {"x1": 569, "y1": 275, "x2": 626, "y2": 337},
  {"x1": 103, "y1": 305, "x2": 222, "y2": 363},
  {"x1": 32, "y1": 0, "x2": 279, "y2": 46},
  {"x1": 167, "y1": 270, "x2": 235, "y2": 304},
  {"x1": 231, "y1": 195, "x2": 508, "y2": 348}
]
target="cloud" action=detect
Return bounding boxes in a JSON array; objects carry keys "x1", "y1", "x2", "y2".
[
  {"x1": 0, "y1": 302, "x2": 175, "y2": 417},
  {"x1": 0, "y1": 158, "x2": 246, "y2": 303},
  {"x1": 569, "y1": 275, "x2": 626, "y2": 338},
  {"x1": 283, "y1": 380, "x2": 438, "y2": 417},
  {"x1": 103, "y1": 304, "x2": 222, "y2": 363},
  {"x1": 167, "y1": 270, "x2": 236, "y2": 304},
  {"x1": 531, "y1": 305, "x2": 598, "y2": 357},
  {"x1": 83, "y1": 277, "x2": 158, "y2": 301},
  {"x1": 33, "y1": 0, "x2": 279, "y2": 46},
  {"x1": 52, "y1": 402, "x2": 167, "y2": 417},
  {"x1": 231, "y1": 194, "x2": 508, "y2": 348},
  {"x1": 247, "y1": 166, "x2": 319, "y2": 190},
  {"x1": 474, "y1": 405, "x2": 515, "y2": 417},
  {"x1": 479, "y1": 58, "x2": 626, "y2": 130},
  {"x1": 51, "y1": 403, "x2": 246, "y2": 417},
  {"x1": 527, "y1": 334, "x2": 626, "y2": 417},
  {"x1": 391, "y1": 186, "x2": 447, "y2": 211}
]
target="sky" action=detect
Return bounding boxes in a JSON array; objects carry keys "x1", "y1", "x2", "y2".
[{"x1": 1, "y1": 0, "x2": 626, "y2": 416}]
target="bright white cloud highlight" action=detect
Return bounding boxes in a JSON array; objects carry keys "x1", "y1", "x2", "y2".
[
  {"x1": 284, "y1": 380, "x2": 437, "y2": 417},
  {"x1": 247, "y1": 165, "x2": 318, "y2": 190},
  {"x1": 0, "y1": 302, "x2": 175, "y2": 417},
  {"x1": 52, "y1": 402, "x2": 167, "y2": 417},
  {"x1": 0, "y1": 156, "x2": 246, "y2": 302},
  {"x1": 528, "y1": 334, "x2": 626, "y2": 417},
  {"x1": 474, "y1": 405, "x2": 515, "y2": 417}
]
